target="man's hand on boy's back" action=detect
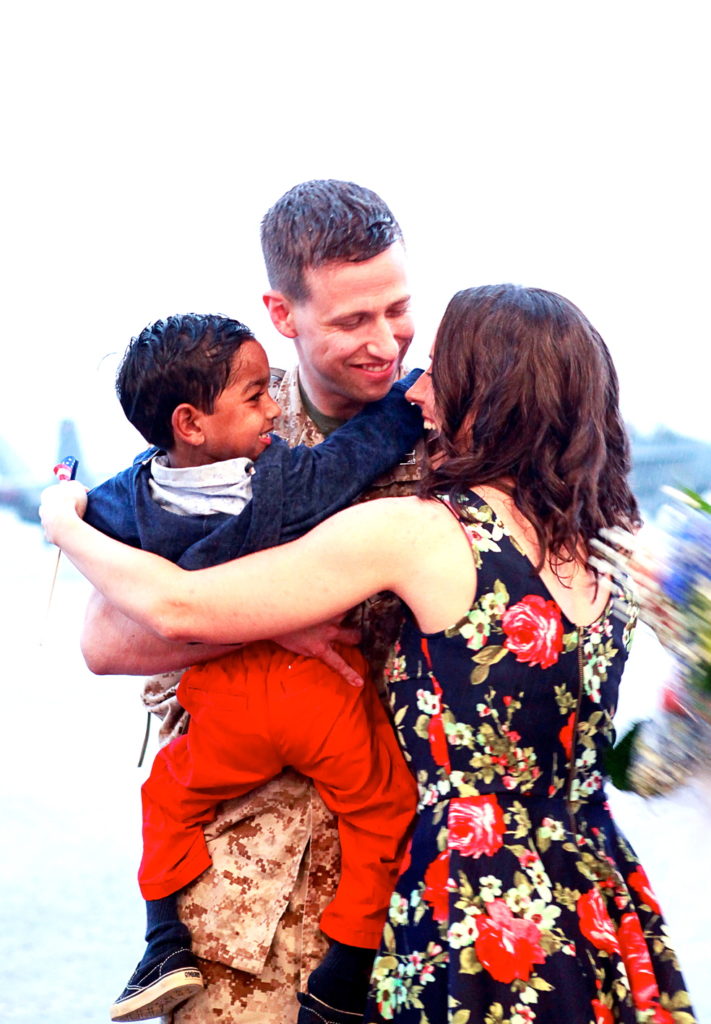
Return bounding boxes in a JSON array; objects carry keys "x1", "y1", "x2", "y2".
[
  {"x1": 81, "y1": 590, "x2": 238, "y2": 676},
  {"x1": 272, "y1": 616, "x2": 364, "y2": 687}
]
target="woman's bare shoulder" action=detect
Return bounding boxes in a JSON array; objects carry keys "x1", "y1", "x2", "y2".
[{"x1": 347, "y1": 494, "x2": 456, "y2": 539}]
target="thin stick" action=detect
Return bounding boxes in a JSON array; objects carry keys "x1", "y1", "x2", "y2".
[{"x1": 41, "y1": 549, "x2": 63, "y2": 646}]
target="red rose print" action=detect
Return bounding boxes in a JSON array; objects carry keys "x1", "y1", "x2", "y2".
[
  {"x1": 475, "y1": 899, "x2": 545, "y2": 983},
  {"x1": 428, "y1": 714, "x2": 450, "y2": 769},
  {"x1": 577, "y1": 888, "x2": 620, "y2": 955},
  {"x1": 627, "y1": 866, "x2": 661, "y2": 916},
  {"x1": 398, "y1": 838, "x2": 413, "y2": 877},
  {"x1": 502, "y1": 595, "x2": 564, "y2": 669},
  {"x1": 617, "y1": 912, "x2": 660, "y2": 1009},
  {"x1": 591, "y1": 1000, "x2": 614, "y2": 1024},
  {"x1": 448, "y1": 795, "x2": 506, "y2": 858},
  {"x1": 661, "y1": 684, "x2": 686, "y2": 716},
  {"x1": 559, "y1": 711, "x2": 575, "y2": 758},
  {"x1": 422, "y1": 850, "x2": 451, "y2": 922}
]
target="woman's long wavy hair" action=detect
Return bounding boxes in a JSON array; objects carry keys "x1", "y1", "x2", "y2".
[{"x1": 421, "y1": 284, "x2": 641, "y2": 571}]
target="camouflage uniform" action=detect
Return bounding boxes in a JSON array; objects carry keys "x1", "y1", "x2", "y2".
[{"x1": 144, "y1": 366, "x2": 424, "y2": 1023}]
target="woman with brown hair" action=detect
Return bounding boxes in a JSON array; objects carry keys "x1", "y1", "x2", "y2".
[{"x1": 41, "y1": 285, "x2": 696, "y2": 1024}]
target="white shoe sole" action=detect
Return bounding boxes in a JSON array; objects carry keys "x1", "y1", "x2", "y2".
[{"x1": 110, "y1": 967, "x2": 204, "y2": 1022}]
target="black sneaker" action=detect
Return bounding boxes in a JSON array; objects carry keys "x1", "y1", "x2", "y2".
[{"x1": 110, "y1": 947, "x2": 204, "y2": 1022}]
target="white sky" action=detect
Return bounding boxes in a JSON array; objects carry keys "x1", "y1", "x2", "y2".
[{"x1": 2, "y1": 0, "x2": 709, "y2": 481}]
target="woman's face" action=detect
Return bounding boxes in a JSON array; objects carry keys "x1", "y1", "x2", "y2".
[{"x1": 405, "y1": 349, "x2": 438, "y2": 431}]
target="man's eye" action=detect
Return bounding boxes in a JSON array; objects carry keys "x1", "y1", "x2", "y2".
[{"x1": 388, "y1": 303, "x2": 411, "y2": 318}]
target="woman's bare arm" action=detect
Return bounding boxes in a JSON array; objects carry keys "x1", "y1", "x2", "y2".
[{"x1": 41, "y1": 483, "x2": 475, "y2": 644}]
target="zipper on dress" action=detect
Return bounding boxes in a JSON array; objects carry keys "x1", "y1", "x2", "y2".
[{"x1": 564, "y1": 631, "x2": 584, "y2": 834}]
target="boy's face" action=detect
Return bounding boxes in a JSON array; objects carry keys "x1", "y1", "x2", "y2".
[{"x1": 199, "y1": 340, "x2": 281, "y2": 463}]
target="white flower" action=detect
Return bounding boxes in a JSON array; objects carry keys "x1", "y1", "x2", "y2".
[
  {"x1": 524, "y1": 899, "x2": 561, "y2": 930},
  {"x1": 447, "y1": 917, "x2": 478, "y2": 949},
  {"x1": 579, "y1": 747, "x2": 596, "y2": 768},
  {"x1": 506, "y1": 884, "x2": 532, "y2": 913},
  {"x1": 389, "y1": 893, "x2": 409, "y2": 926},
  {"x1": 416, "y1": 688, "x2": 441, "y2": 715},
  {"x1": 539, "y1": 816, "x2": 565, "y2": 841},
  {"x1": 444, "y1": 720, "x2": 475, "y2": 747},
  {"x1": 479, "y1": 875, "x2": 502, "y2": 902},
  {"x1": 519, "y1": 986, "x2": 539, "y2": 1004}
]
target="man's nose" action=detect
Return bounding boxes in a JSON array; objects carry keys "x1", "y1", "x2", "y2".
[
  {"x1": 268, "y1": 395, "x2": 281, "y2": 419},
  {"x1": 365, "y1": 319, "x2": 401, "y2": 361}
]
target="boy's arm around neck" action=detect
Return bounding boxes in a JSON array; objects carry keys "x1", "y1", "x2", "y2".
[{"x1": 276, "y1": 369, "x2": 423, "y2": 541}]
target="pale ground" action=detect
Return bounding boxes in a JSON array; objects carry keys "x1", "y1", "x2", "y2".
[{"x1": 0, "y1": 511, "x2": 708, "y2": 1023}]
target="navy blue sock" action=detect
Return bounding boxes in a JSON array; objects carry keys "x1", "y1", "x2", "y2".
[
  {"x1": 143, "y1": 893, "x2": 192, "y2": 962},
  {"x1": 307, "y1": 941, "x2": 376, "y2": 1013}
]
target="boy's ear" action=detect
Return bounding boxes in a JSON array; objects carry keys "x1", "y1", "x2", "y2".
[
  {"x1": 263, "y1": 290, "x2": 298, "y2": 339},
  {"x1": 171, "y1": 404, "x2": 205, "y2": 447}
]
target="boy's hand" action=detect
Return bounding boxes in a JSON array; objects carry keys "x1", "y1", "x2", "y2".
[
  {"x1": 273, "y1": 617, "x2": 364, "y2": 687},
  {"x1": 39, "y1": 480, "x2": 89, "y2": 545}
]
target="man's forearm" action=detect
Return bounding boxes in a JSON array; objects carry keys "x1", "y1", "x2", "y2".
[{"x1": 81, "y1": 589, "x2": 235, "y2": 675}]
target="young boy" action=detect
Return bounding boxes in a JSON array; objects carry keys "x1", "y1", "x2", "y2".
[{"x1": 84, "y1": 314, "x2": 421, "y2": 1023}]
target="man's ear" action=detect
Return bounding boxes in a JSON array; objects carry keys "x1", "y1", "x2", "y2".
[
  {"x1": 263, "y1": 290, "x2": 298, "y2": 339},
  {"x1": 171, "y1": 404, "x2": 205, "y2": 447}
]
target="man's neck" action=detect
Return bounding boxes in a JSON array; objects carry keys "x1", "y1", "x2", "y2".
[{"x1": 297, "y1": 371, "x2": 351, "y2": 437}]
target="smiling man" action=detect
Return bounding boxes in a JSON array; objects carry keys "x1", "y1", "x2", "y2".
[
  {"x1": 81, "y1": 180, "x2": 423, "y2": 1023},
  {"x1": 263, "y1": 226, "x2": 413, "y2": 419}
]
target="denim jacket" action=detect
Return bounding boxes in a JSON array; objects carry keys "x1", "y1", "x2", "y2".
[{"x1": 84, "y1": 370, "x2": 422, "y2": 567}]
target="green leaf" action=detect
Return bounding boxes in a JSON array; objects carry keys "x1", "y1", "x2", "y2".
[
  {"x1": 381, "y1": 922, "x2": 397, "y2": 952},
  {"x1": 604, "y1": 720, "x2": 645, "y2": 791},
  {"x1": 563, "y1": 630, "x2": 579, "y2": 652},
  {"x1": 471, "y1": 664, "x2": 490, "y2": 684},
  {"x1": 458, "y1": 947, "x2": 482, "y2": 975},
  {"x1": 414, "y1": 714, "x2": 431, "y2": 740},
  {"x1": 473, "y1": 645, "x2": 507, "y2": 665},
  {"x1": 372, "y1": 954, "x2": 398, "y2": 975},
  {"x1": 393, "y1": 704, "x2": 408, "y2": 727},
  {"x1": 676, "y1": 486, "x2": 711, "y2": 515}
]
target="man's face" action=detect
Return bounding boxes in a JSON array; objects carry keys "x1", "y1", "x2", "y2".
[{"x1": 286, "y1": 243, "x2": 414, "y2": 418}]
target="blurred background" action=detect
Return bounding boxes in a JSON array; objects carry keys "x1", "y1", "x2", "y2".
[{"x1": 1, "y1": 1, "x2": 709, "y2": 1021}]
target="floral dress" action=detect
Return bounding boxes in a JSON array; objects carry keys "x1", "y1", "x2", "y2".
[{"x1": 366, "y1": 491, "x2": 696, "y2": 1024}]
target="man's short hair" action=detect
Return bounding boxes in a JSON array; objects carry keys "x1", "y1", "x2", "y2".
[
  {"x1": 260, "y1": 179, "x2": 403, "y2": 302},
  {"x1": 116, "y1": 313, "x2": 255, "y2": 450}
]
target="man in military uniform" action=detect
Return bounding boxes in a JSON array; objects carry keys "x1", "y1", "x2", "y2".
[{"x1": 82, "y1": 180, "x2": 424, "y2": 1022}]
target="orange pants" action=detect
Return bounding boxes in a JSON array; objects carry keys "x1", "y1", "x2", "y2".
[{"x1": 139, "y1": 640, "x2": 417, "y2": 948}]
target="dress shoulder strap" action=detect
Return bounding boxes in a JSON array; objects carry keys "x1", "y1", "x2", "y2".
[{"x1": 434, "y1": 490, "x2": 510, "y2": 569}]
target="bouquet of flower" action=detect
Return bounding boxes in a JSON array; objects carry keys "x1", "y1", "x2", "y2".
[{"x1": 591, "y1": 488, "x2": 711, "y2": 796}]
